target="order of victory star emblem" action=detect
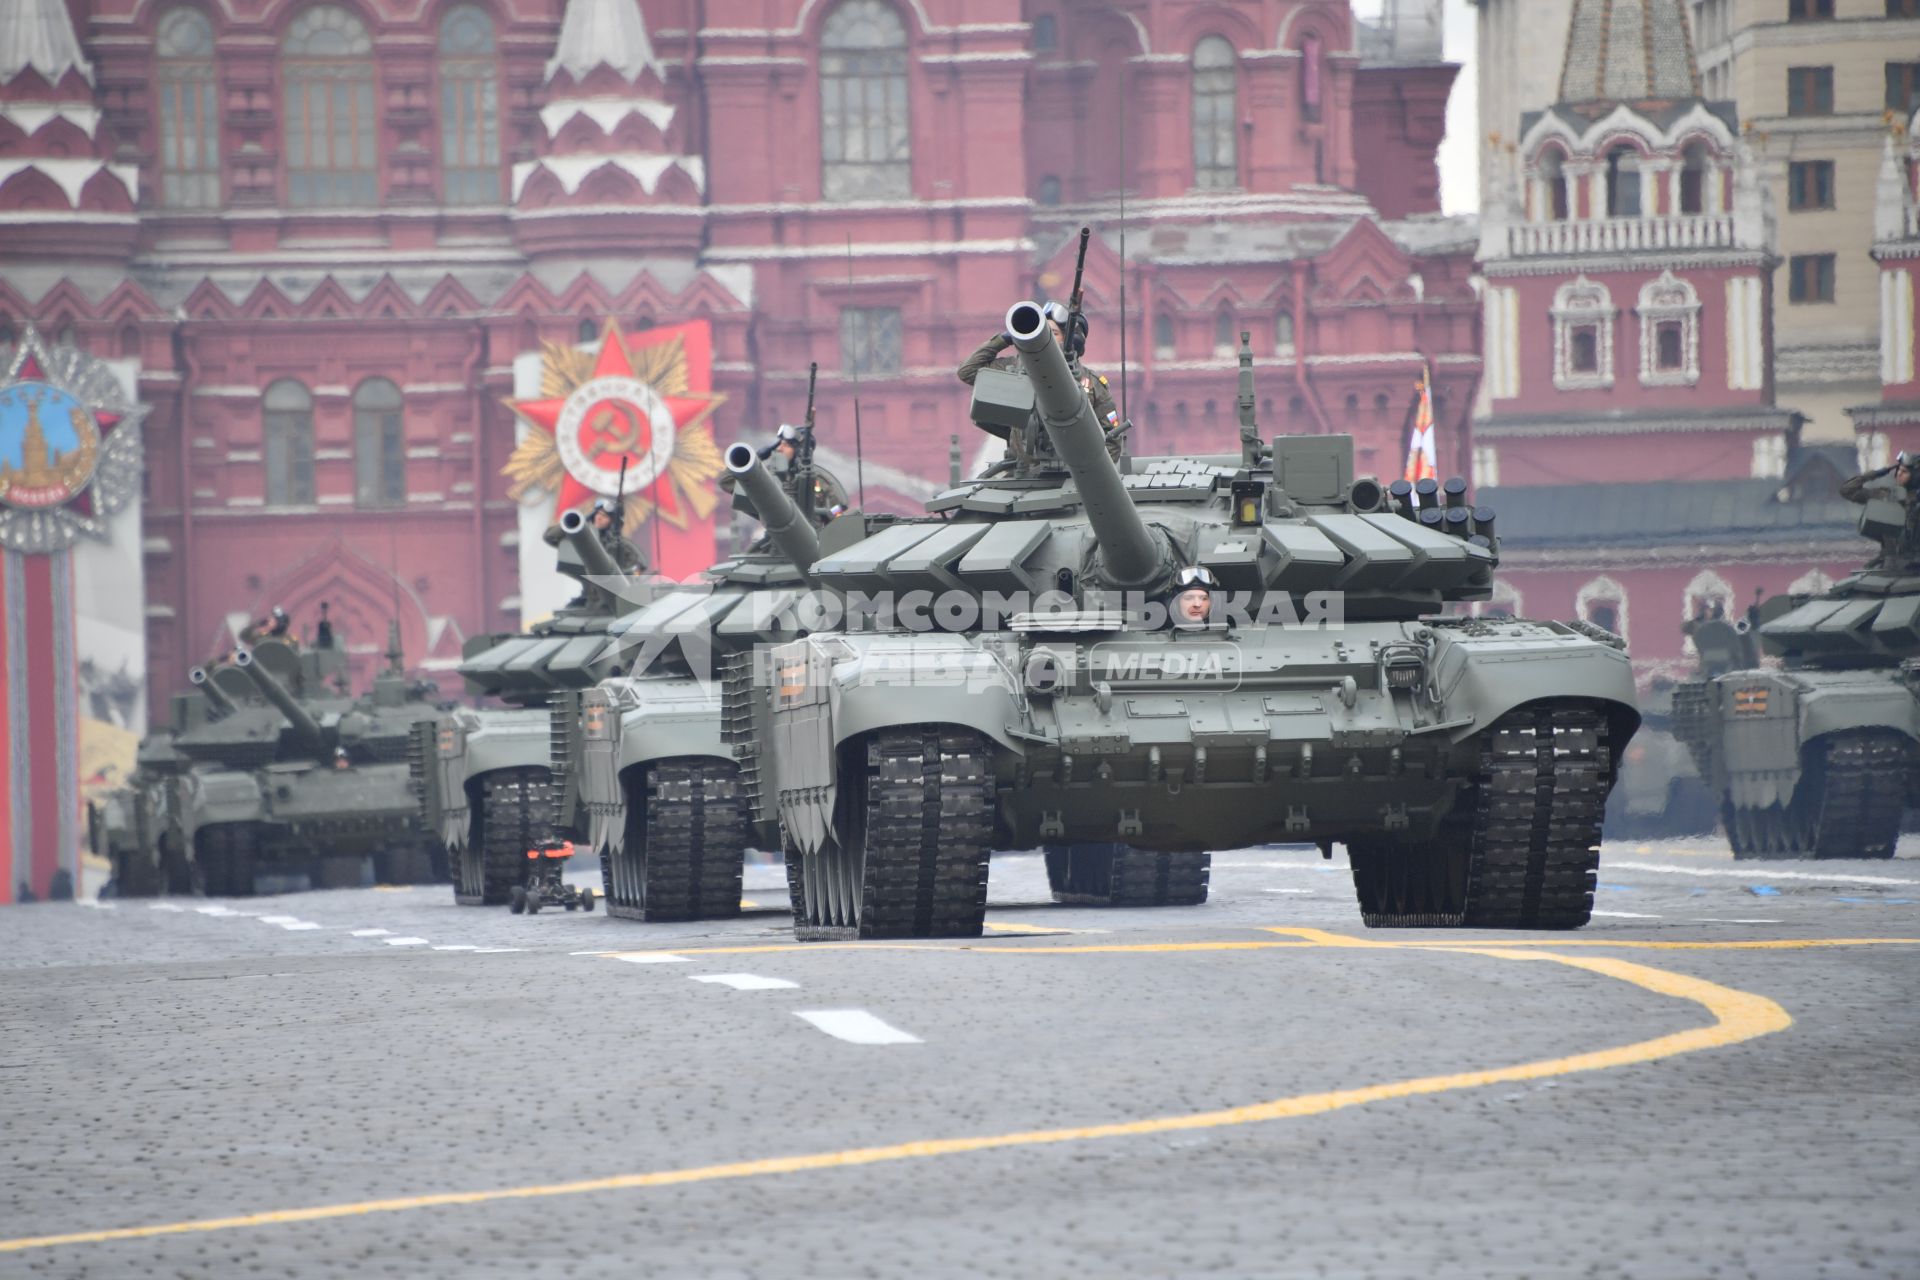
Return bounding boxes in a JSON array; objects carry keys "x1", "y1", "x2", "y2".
[{"x1": 0, "y1": 325, "x2": 147, "y2": 554}]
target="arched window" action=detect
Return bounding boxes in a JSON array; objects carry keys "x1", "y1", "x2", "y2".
[
  {"x1": 1153, "y1": 313, "x2": 1176, "y2": 360},
  {"x1": 1538, "y1": 148, "x2": 1569, "y2": 221},
  {"x1": 284, "y1": 5, "x2": 377, "y2": 207},
  {"x1": 1638, "y1": 270, "x2": 1701, "y2": 387},
  {"x1": 1275, "y1": 309, "x2": 1295, "y2": 352},
  {"x1": 1037, "y1": 174, "x2": 1062, "y2": 206},
  {"x1": 157, "y1": 7, "x2": 220, "y2": 208},
  {"x1": 1679, "y1": 142, "x2": 1711, "y2": 215},
  {"x1": 1552, "y1": 275, "x2": 1616, "y2": 390},
  {"x1": 439, "y1": 6, "x2": 499, "y2": 205},
  {"x1": 1300, "y1": 32, "x2": 1324, "y2": 122},
  {"x1": 1032, "y1": 14, "x2": 1057, "y2": 52},
  {"x1": 1373, "y1": 391, "x2": 1391, "y2": 415},
  {"x1": 1576, "y1": 575, "x2": 1628, "y2": 641},
  {"x1": 353, "y1": 377, "x2": 405, "y2": 507},
  {"x1": 1682, "y1": 570, "x2": 1735, "y2": 624},
  {"x1": 821, "y1": 0, "x2": 911, "y2": 201},
  {"x1": 1213, "y1": 309, "x2": 1237, "y2": 357},
  {"x1": 1605, "y1": 145, "x2": 1642, "y2": 218},
  {"x1": 263, "y1": 379, "x2": 315, "y2": 507},
  {"x1": 578, "y1": 316, "x2": 599, "y2": 344},
  {"x1": 1343, "y1": 392, "x2": 1359, "y2": 419},
  {"x1": 1191, "y1": 36, "x2": 1237, "y2": 190}
]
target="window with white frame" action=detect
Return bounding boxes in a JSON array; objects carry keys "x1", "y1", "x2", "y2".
[
  {"x1": 1751, "y1": 433, "x2": 1788, "y2": 479},
  {"x1": 1788, "y1": 568, "x2": 1834, "y2": 597},
  {"x1": 1553, "y1": 277, "x2": 1616, "y2": 390},
  {"x1": 1575, "y1": 575, "x2": 1628, "y2": 640},
  {"x1": 1479, "y1": 578, "x2": 1522, "y2": 619},
  {"x1": 1638, "y1": 270, "x2": 1701, "y2": 387},
  {"x1": 1682, "y1": 569, "x2": 1735, "y2": 623},
  {"x1": 1858, "y1": 431, "x2": 1891, "y2": 471},
  {"x1": 1472, "y1": 444, "x2": 1500, "y2": 487}
]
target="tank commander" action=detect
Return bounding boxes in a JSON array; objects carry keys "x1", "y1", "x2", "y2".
[
  {"x1": 313, "y1": 601, "x2": 335, "y2": 650},
  {"x1": 1168, "y1": 565, "x2": 1220, "y2": 629},
  {"x1": 542, "y1": 496, "x2": 646, "y2": 574},
  {"x1": 958, "y1": 299, "x2": 1119, "y2": 438},
  {"x1": 721, "y1": 424, "x2": 848, "y2": 521},
  {"x1": 1839, "y1": 451, "x2": 1920, "y2": 567}
]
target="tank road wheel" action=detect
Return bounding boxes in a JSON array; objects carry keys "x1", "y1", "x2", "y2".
[
  {"x1": 1045, "y1": 843, "x2": 1211, "y2": 908},
  {"x1": 457, "y1": 770, "x2": 553, "y2": 907},
  {"x1": 194, "y1": 825, "x2": 259, "y2": 898},
  {"x1": 1355, "y1": 704, "x2": 1612, "y2": 930},
  {"x1": 795, "y1": 729, "x2": 995, "y2": 941},
  {"x1": 606, "y1": 761, "x2": 748, "y2": 923}
]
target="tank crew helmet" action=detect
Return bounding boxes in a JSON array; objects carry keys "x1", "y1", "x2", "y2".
[
  {"x1": 270, "y1": 605, "x2": 288, "y2": 622},
  {"x1": 1898, "y1": 451, "x2": 1920, "y2": 486},
  {"x1": 1174, "y1": 565, "x2": 1220, "y2": 592}
]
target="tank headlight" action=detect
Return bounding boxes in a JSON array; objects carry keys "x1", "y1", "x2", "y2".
[
  {"x1": 1024, "y1": 648, "x2": 1066, "y2": 695},
  {"x1": 1386, "y1": 661, "x2": 1424, "y2": 690},
  {"x1": 1231, "y1": 480, "x2": 1265, "y2": 527}
]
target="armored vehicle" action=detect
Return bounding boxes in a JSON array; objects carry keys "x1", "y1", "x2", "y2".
[
  {"x1": 1604, "y1": 674, "x2": 1718, "y2": 838},
  {"x1": 761, "y1": 301, "x2": 1640, "y2": 939},
  {"x1": 91, "y1": 725, "x2": 195, "y2": 898},
  {"x1": 563, "y1": 416, "x2": 851, "y2": 922},
  {"x1": 1674, "y1": 504, "x2": 1919, "y2": 858},
  {"x1": 415, "y1": 511, "x2": 653, "y2": 906}
]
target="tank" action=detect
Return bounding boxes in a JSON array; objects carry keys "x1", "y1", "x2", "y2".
[
  {"x1": 759, "y1": 303, "x2": 1641, "y2": 939},
  {"x1": 1672, "y1": 518, "x2": 1920, "y2": 859},
  {"x1": 1603, "y1": 675, "x2": 1719, "y2": 838},
  {"x1": 413, "y1": 512, "x2": 656, "y2": 906},
  {"x1": 561, "y1": 423, "x2": 852, "y2": 921}
]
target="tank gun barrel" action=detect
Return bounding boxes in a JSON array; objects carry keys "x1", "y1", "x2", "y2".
[
  {"x1": 724, "y1": 443, "x2": 821, "y2": 575},
  {"x1": 558, "y1": 509, "x2": 633, "y2": 588},
  {"x1": 1004, "y1": 300, "x2": 1169, "y2": 590},
  {"x1": 188, "y1": 666, "x2": 237, "y2": 719},
  {"x1": 233, "y1": 648, "x2": 329, "y2": 756}
]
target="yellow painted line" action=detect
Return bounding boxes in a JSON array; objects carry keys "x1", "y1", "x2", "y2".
[
  {"x1": 1261, "y1": 928, "x2": 1920, "y2": 953},
  {"x1": 980, "y1": 922, "x2": 1073, "y2": 937},
  {"x1": 739, "y1": 899, "x2": 760, "y2": 910},
  {"x1": 373, "y1": 886, "x2": 416, "y2": 893},
  {"x1": 0, "y1": 931, "x2": 1806, "y2": 1256}
]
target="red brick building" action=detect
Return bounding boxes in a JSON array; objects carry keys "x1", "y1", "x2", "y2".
[
  {"x1": 0, "y1": 0, "x2": 1476, "y2": 721},
  {"x1": 1473, "y1": 0, "x2": 1859, "y2": 685}
]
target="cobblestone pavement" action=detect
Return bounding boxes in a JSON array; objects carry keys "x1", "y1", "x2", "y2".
[{"x1": 2, "y1": 840, "x2": 1917, "y2": 1279}]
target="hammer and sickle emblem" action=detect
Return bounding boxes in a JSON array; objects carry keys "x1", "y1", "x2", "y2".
[{"x1": 583, "y1": 400, "x2": 645, "y2": 461}]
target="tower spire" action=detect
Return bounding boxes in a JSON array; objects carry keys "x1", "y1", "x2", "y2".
[
  {"x1": 545, "y1": 0, "x2": 663, "y2": 86},
  {"x1": 1557, "y1": 0, "x2": 1701, "y2": 107},
  {"x1": 0, "y1": 0, "x2": 93, "y2": 87}
]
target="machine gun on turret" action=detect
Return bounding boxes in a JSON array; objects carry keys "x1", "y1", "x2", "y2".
[
  {"x1": 1237, "y1": 330, "x2": 1263, "y2": 469},
  {"x1": 1064, "y1": 226, "x2": 1091, "y2": 360}
]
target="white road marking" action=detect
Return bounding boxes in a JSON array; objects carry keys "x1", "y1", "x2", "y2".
[
  {"x1": 148, "y1": 903, "x2": 186, "y2": 912},
  {"x1": 1693, "y1": 918, "x2": 1783, "y2": 925},
  {"x1": 692, "y1": 974, "x2": 799, "y2": 991},
  {"x1": 257, "y1": 915, "x2": 299, "y2": 924},
  {"x1": 609, "y1": 953, "x2": 692, "y2": 965},
  {"x1": 794, "y1": 1010, "x2": 922, "y2": 1045},
  {"x1": 1591, "y1": 910, "x2": 1662, "y2": 919},
  {"x1": 195, "y1": 906, "x2": 240, "y2": 916},
  {"x1": 432, "y1": 945, "x2": 478, "y2": 952},
  {"x1": 472, "y1": 947, "x2": 523, "y2": 954},
  {"x1": 570, "y1": 950, "x2": 616, "y2": 956},
  {"x1": 382, "y1": 937, "x2": 430, "y2": 947},
  {"x1": 278, "y1": 922, "x2": 323, "y2": 931},
  {"x1": 1262, "y1": 888, "x2": 1313, "y2": 895},
  {"x1": 77, "y1": 900, "x2": 114, "y2": 910},
  {"x1": 1622, "y1": 863, "x2": 1920, "y2": 887},
  {"x1": 350, "y1": 928, "x2": 391, "y2": 938}
]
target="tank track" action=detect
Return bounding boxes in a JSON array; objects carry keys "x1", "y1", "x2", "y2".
[
  {"x1": 1351, "y1": 703, "x2": 1610, "y2": 930},
  {"x1": 455, "y1": 770, "x2": 550, "y2": 906},
  {"x1": 606, "y1": 760, "x2": 748, "y2": 922},
  {"x1": 194, "y1": 824, "x2": 258, "y2": 898},
  {"x1": 794, "y1": 729, "x2": 994, "y2": 941},
  {"x1": 1725, "y1": 731, "x2": 1909, "y2": 861},
  {"x1": 1044, "y1": 844, "x2": 1210, "y2": 907}
]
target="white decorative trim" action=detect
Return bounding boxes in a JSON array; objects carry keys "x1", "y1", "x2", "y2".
[
  {"x1": 1552, "y1": 276, "x2": 1615, "y2": 391},
  {"x1": 1726, "y1": 276, "x2": 1765, "y2": 392},
  {"x1": 1574, "y1": 574, "x2": 1629, "y2": 644},
  {"x1": 1749, "y1": 433, "x2": 1787, "y2": 480},
  {"x1": 1787, "y1": 568, "x2": 1834, "y2": 597},
  {"x1": 1884, "y1": 267, "x2": 1916, "y2": 387},
  {"x1": 1484, "y1": 285, "x2": 1519, "y2": 401},
  {"x1": 1681, "y1": 570, "x2": 1735, "y2": 624},
  {"x1": 1636, "y1": 270, "x2": 1701, "y2": 388}
]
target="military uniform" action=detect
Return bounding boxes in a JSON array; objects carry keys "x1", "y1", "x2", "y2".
[
  {"x1": 1839, "y1": 467, "x2": 1920, "y2": 568},
  {"x1": 957, "y1": 334, "x2": 1120, "y2": 433},
  {"x1": 542, "y1": 516, "x2": 646, "y2": 573}
]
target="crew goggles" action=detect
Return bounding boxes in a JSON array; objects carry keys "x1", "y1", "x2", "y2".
[{"x1": 1174, "y1": 566, "x2": 1219, "y2": 589}]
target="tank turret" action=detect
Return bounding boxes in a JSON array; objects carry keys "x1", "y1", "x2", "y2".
[
  {"x1": 724, "y1": 442, "x2": 821, "y2": 576},
  {"x1": 559, "y1": 508, "x2": 633, "y2": 588},
  {"x1": 234, "y1": 647, "x2": 329, "y2": 757},
  {"x1": 189, "y1": 666, "x2": 238, "y2": 719},
  {"x1": 1005, "y1": 300, "x2": 1171, "y2": 591}
]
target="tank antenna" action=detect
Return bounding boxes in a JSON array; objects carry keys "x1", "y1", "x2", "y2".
[
  {"x1": 846, "y1": 235, "x2": 867, "y2": 510},
  {"x1": 1117, "y1": 58, "x2": 1130, "y2": 436},
  {"x1": 1237, "y1": 330, "x2": 1261, "y2": 468}
]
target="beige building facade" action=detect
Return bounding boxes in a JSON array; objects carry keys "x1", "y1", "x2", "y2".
[
  {"x1": 1470, "y1": 0, "x2": 1579, "y2": 209},
  {"x1": 1692, "y1": 0, "x2": 1920, "y2": 441}
]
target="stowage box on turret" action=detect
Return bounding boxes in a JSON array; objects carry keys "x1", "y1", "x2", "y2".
[{"x1": 758, "y1": 301, "x2": 1641, "y2": 939}]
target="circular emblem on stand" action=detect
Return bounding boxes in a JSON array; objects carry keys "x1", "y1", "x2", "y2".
[
  {"x1": 0, "y1": 326, "x2": 147, "y2": 554},
  {"x1": 551, "y1": 375, "x2": 677, "y2": 498}
]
